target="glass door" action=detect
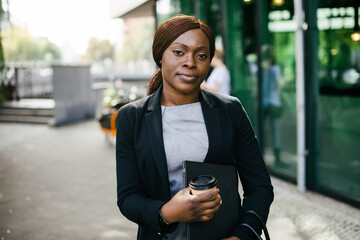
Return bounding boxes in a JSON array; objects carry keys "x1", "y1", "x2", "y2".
[{"x1": 261, "y1": 1, "x2": 297, "y2": 178}]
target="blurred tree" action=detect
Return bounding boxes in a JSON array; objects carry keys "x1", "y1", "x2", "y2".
[
  {"x1": 3, "y1": 24, "x2": 61, "y2": 61},
  {"x1": 119, "y1": 18, "x2": 153, "y2": 65},
  {"x1": 0, "y1": 0, "x2": 9, "y2": 104},
  {"x1": 83, "y1": 37, "x2": 114, "y2": 62},
  {"x1": 42, "y1": 41, "x2": 61, "y2": 60},
  {"x1": 0, "y1": 0, "x2": 5, "y2": 69}
]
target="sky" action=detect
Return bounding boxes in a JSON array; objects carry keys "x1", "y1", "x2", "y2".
[{"x1": 9, "y1": 0, "x2": 125, "y2": 57}]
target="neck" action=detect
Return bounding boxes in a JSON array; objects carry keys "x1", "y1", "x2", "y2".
[{"x1": 160, "y1": 90, "x2": 200, "y2": 106}]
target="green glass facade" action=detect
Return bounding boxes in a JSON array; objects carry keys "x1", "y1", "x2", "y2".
[
  {"x1": 155, "y1": 0, "x2": 360, "y2": 205},
  {"x1": 316, "y1": 2, "x2": 360, "y2": 202}
]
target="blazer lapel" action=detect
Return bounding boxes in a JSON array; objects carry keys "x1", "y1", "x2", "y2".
[
  {"x1": 143, "y1": 88, "x2": 222, "y2": 188},
  {"x1": 200, "y1": 90, "x2": 222, "y2": 164},
  {"x1": 144, "y1": 87, "x2": 170, "y2": 188}
]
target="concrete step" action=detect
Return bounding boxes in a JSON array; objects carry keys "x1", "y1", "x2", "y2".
[
  {"x1": 1, "y1": 99, "x2": 55, "y2": 109},
  {"x1": 0, "y1": 107, "x2": 54, "y2": 117},
  {"x1": 0, "y1": 114, "x2": 53, "y2": 124},
  {"x1": 0, "y1": 99, "x2": 55, "y2": 124}
]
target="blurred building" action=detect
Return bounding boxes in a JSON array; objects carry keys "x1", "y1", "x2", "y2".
[{"x1": 110, "y1": 0, "x2": 360, "y2": 207}]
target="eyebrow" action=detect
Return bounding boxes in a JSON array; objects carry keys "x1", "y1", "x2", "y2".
[{"x1": 172, "y1": 42, "x2": 209, "y2": 50}]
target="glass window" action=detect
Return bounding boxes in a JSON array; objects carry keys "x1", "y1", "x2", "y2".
[
  {"x1": 317, "y1": 4, "x2": 360, "y2": 201},
  {"x1": 318, "y1": 6, "x2": 360, "y2": 96},
  {"x1": 263, "y1": 2, "x2": 297, "y2": 178}
]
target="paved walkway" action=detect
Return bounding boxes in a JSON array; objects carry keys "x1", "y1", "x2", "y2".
[{"x1": 0, "y1": 120, "x2": 359, "y2": 240}]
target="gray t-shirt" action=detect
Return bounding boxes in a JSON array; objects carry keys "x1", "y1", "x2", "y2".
[{"x1": 161, "y1": 102, "x2": 209, "y2": 239}]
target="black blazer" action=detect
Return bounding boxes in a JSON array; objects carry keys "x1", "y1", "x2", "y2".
[{"x1": 116, "y1": 86, "x2": 274, "y2": 240}]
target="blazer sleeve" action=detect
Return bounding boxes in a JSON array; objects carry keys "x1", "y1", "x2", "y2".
[
  {"x1": 230, "y1": 98, "x2": 274, "y2": 239},
  {"x1": 115, "y1": 106, "x2": 174, "y2": 235}
]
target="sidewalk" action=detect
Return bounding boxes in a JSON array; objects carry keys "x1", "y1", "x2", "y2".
[
  {"x1": 268, "y1": 178, "x2": 359, "y2": 240},
  {"x1": 0, "y1": 120, "x2": 359, "y2": 240}
]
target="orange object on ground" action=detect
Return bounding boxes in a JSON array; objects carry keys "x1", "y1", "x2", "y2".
[{"x1": 99, "y1": 109, "x2": 119, "y2": 136}]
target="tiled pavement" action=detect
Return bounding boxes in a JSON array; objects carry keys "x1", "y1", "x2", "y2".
[{"x1": 0, "y1": 120, "x2": 359, "y2": 240}]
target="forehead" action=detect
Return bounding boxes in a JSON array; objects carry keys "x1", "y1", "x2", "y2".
[{"x1": 169, "y1": 29, "x2": 210, "y2": 49}]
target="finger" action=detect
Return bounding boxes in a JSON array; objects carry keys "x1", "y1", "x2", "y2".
[
  {"x1": 194, "y1": 203, "x2": 220, "y2": 219},
  {"x1": 213, "y1": 202, "x2": 221, "y2": 212},
  {"x1": 209, "y1": 188, "x2": 220, "y2": 196},
  {"x1": 200, "y1": 195, "x2": 222, "y2": 209},
  {"x1": 196, "y1": 189, "x2": 220, "y2": 202},
  {"x1": 200, "y1": 213, "x2": 214, "y2": 222},
  {"x1": 205, "y1": 198, "x2": 221, "y2": 209},
  {"x1": 209, "y1": 198, "x2": 222, "y2": 212},
  {"x1": 200, "y1": 207, "x2": 218, "y2": 217},
  {"x1": 214, "y1": 194, "x2": 222, "y2": 204}
]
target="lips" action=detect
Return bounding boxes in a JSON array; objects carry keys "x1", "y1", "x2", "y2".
[{"x1": 177, "y1": 73, "x2": 198, "y2": 82}]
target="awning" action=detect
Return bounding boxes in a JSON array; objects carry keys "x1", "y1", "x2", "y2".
[{"x1": 109, "y1": 0, "x2": 156, "y2": 19}]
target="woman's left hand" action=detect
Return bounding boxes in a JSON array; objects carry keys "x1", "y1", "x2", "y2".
[{"x1": 160, "y1": 187, "x2": 221, "y2": 224}]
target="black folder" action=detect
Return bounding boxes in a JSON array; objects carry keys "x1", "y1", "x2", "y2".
[{"x1": 183, "y1": 161, "x2": 240, "y2": 240}]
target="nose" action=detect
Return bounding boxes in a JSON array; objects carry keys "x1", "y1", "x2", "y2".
[{"x1": 183, "y1": 54, "x2": 196, "y2": 69}]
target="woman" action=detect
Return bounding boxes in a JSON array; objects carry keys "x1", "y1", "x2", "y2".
[{"x1": 116, "y1": 15, "x2": 273, "y2": 240}]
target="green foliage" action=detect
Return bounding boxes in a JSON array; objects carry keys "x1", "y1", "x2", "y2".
[
  {"x1": 319, "y1": 29, "x2": 360, "y2": 70},
  {"x1": 0, "y1": 19, "x2": 61, "y2": 103},
  {"x1": 272, "y1": 32, "x2": 296, "y2": 90},
  {"x1": 83, "y1": 37, "x2": 114, "y2": 62},
  {"x1": 318, "y1": 29, "x2": 360, "y2": 88},
  {"x1": 119, "y1": 19, "x2": 154, "y2": 63},
  {"x1": 0, "y1": 0, "x2": 8, "y2": 103},
  {"x1": 2, "y1": 24, "x2": 61, "y2": 61}
]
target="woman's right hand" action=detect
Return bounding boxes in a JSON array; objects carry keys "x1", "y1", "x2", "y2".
[{"x1": 159, "y1": 187, "x2": 222, "y2": 224}]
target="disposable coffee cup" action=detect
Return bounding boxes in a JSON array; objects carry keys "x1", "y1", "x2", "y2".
[{"x1": 189, "y1": 175, "x2": 217, "y2": 195}]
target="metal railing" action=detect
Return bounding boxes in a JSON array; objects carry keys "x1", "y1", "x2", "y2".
[
  {"x1": 1, "y1": 61, "x2": 152, "y2": 101},
  {"x1": 2, "y1": 61, "x2": 53, "y2": 100}
]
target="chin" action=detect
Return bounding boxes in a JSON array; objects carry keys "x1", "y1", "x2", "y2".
[
  {"x1": 179, "y1": 88, "x2": 201, "y2": 95},
  {"x1": 177, "y1": 83, "x2": 201, "y2": 93}
]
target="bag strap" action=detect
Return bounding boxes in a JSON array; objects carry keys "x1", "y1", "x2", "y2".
[{"x1": 239, "y1": 210, "x2": 270, "y2": 240}]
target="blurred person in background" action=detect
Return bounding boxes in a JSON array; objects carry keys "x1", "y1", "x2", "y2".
[
  {"x1": 262, "y1": 44, "x2": 284, "y2": 166},
  {"x1": 115, "y1": 15, "x2": 273, "y2": 240},
  {"x1": 201, "y1": 48, "x2": 231, "y2": 95}
]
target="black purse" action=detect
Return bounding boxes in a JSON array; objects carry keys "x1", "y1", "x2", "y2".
[{"x1": 240, "y1": 210, "x2": 270, "y2": 240}]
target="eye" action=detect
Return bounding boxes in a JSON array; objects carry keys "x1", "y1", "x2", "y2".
[
  {"x1": 173, "y1": 50, "x2": 183, "y2": 56},
  {"x1": 197, "y1": 53, "x2": 208, "y2": 60}
]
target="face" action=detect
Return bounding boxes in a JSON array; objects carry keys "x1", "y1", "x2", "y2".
[{"x1": 161, "y1": 29, "x2": 211, "y2": 100}]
